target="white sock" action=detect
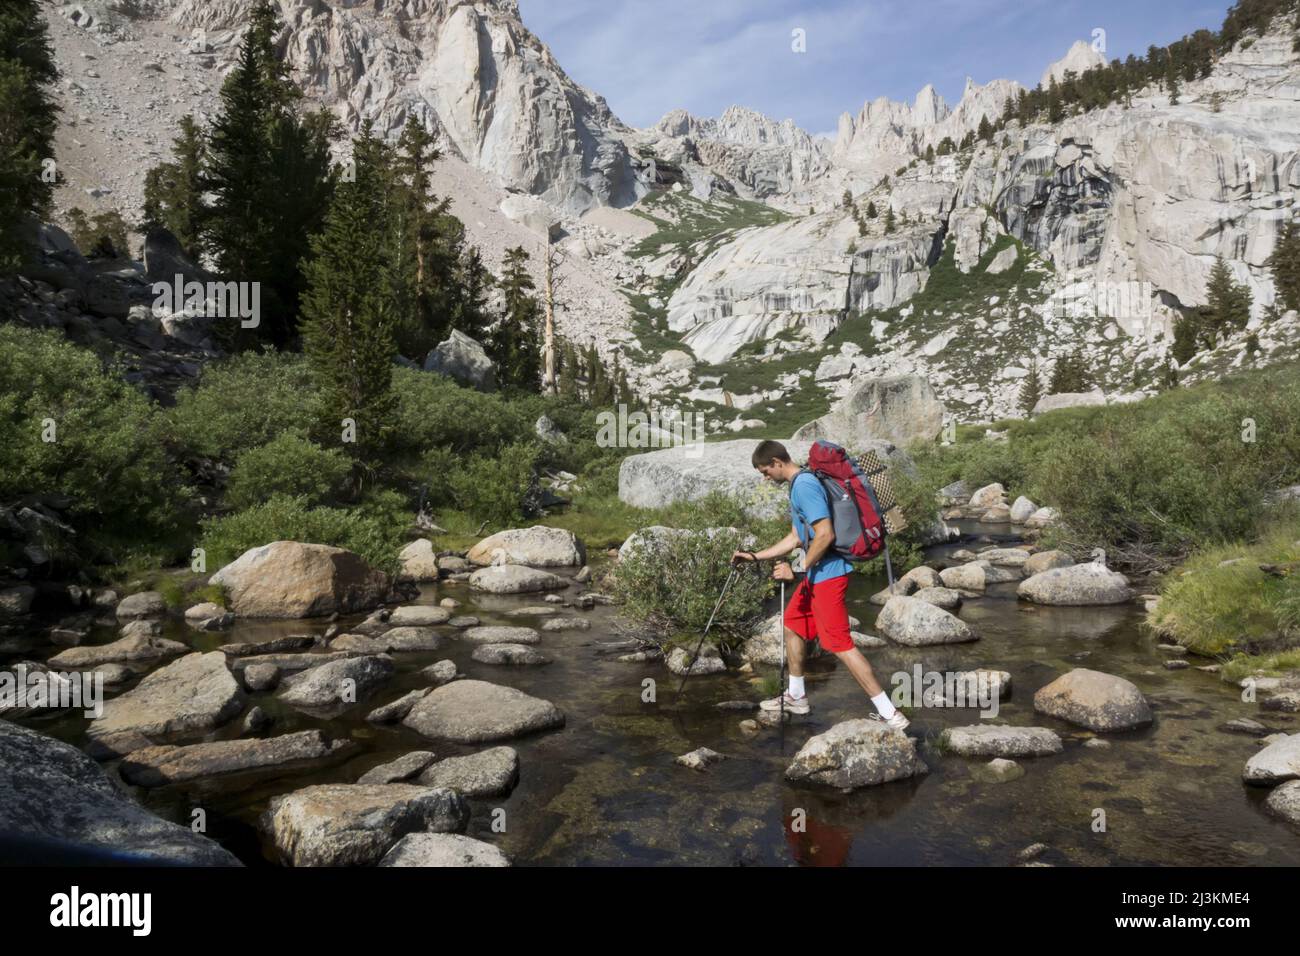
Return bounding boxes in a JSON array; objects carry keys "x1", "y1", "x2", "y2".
[
  {"x1": 871, "y1": 692, "x2": 897, "y2": 719},
  {"x1": 788, "y1": 675, "x2": 806, "y2": 699}
]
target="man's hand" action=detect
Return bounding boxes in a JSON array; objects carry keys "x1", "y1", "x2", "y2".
[
  {"x1": 773, "y1": 561, "x2": 794, "y2": 582},
  {"x1": 730, "y1": 550, "x2": 757, "y2": 566}
]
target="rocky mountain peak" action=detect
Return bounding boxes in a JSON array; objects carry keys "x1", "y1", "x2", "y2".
[{"x1": 1041, "y1": 38, "x2": 1107, "y2": 88}]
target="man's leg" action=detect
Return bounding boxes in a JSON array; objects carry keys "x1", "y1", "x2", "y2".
[
  {"x1": 813, "y1": 576, "x2": 901, "y2": 722},
  {"x1": 834, "y1": 647, "x2": 883, "y2": 697},
  {"x1": 784, "y1": 626, "x2": 806, "y2": 679}
]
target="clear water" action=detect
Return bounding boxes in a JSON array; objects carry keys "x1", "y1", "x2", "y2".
[{"x1": 10, "y1": 525, "x2": 1299, "y2": 867}]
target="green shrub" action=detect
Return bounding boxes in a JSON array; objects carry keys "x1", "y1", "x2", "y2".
[
  {"x1": 613, "y1": 517, "x2": 772, "y2": 648},
  {"x1": 199, "y1": 492, "x2": 408, "y2": 577},
  {"x1": 0, "y1": 326, "x2": 190, "y2": 562},
  {"x1": 167, "y1": 350, "x2": 318, "y2": 462},
  {"x1": 225, "y1": 432, "x2": 350, "y2": 510},
  {"x1": 1149, "y1": 513, "x2": 1300, "y2": 659},
  {"x1": 389, "y1": 365, "x2": 532, "y2": 459},
  {"x1": 437, "y1": 440, "x2": 543, "y2": 528}
]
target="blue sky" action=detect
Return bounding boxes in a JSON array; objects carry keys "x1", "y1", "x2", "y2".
[{"x1": 516, "y1": 0, "x2": 1234, "y2": 135}]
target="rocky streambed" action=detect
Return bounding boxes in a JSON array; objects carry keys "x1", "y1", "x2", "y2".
[{"x1": 2, "y1": 523, "x2": 1299, "y2": 867}]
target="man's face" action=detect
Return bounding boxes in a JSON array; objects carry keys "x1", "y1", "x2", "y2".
[{"x1": 755, "y1": 460, "x2": 787, "y2": 483}]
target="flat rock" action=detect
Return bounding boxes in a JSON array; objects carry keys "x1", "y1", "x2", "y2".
[
  {"x1": 1264, "y1": 780, "x2": 1300, "y2": 825},
  {"x1": 278, "y1": 654, "x2": 395, "y2": 712},
  {"x1": 416, "y1": 746, "x2": 520, "y2": 797},
  {"x1": 386, "y1": 606, "x2": 451, "y2": 627},
  {"x1": 541, "y1": 617, "x2": 591, "y2": 631},
  {"x1": 49, "y1": 633, "x2": 188, "y2": 668},
  {"x1": 913, "y1": 586, "x2": 962, "y2": 609},
  {"x1": 785, "y1": 719, "x2": 929, "y2": 789},
  {"x1": 262, "y1": 784, "x2": 469, "y2": 867},
  {"x1": 940, "y1": 724, "x2": 1063, "y2": 758},
  {"x1": 118, "y1": 731, "x2": 349, "y2": 787},
  {"x1": 402, "y1": 680, "x2": 564, "y2": 743},
  {"x1": 219, "y1": 635, "x2": 316, "y2": 657},
  {"x1": 471, "y1": 643, "x2": 550, "y2": 665},
  {"x1": 365, "y1": 689, "x2": 431, "y2": 723},
  {"x1": 676, "y1": 747, "x2": 726, "y2": 771},
  {"x1": 86, "y1": 652, "x2": 246, "y2": 756},
  {"x1": 333, "y1": 626, "x2": 443, "y2": 653},
  {"x1": 459, "y1": 625, "x2": 541, "y2": 646},
  {"x1": 358, "y1": 751, "x2": 437, "y2": 785},
  {"x1": 939, "y1": 563, "x2": 986, "y2": 593},
  {"x1": 421, "y1": 660, "x2": 459, "y2": 686},
  {"x1": 116, "y1": 591, "x2": 167, "y2": 621}
]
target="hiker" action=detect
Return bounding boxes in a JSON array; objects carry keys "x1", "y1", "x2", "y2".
[{"x1": 732, "y1": 439, "x2": 908, "y2": 730}]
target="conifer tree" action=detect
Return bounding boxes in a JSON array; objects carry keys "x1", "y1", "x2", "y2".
[
  {"x1": 1204, "y1": 257, "x2": 1252, "y2": 346},
  {"x1": 492, "y1": 246, "x2": 542, "y2": 391},
  {"x1": 865, "y1": 200, "x2": 878, "y2": 219},
  {"x1": 205, "y1": 0, "x2": 335, "y2": 346},
  {"x1": 1268, "y1": 218, "x2": 1300, "y2": 315},
  {"x1": 1048, "y1": 348, "x2": 1093, "y2": 393},
  {"x1": 883, "y1": 206, "x2": 896, "y2": 235},
  {"x1": 298, "y1": 128, "x2": 399, "y2": 486},
  {"x1": 1018, "y1": 356, "x2": 1045, "y2": 415},
  {"x1": 142, "y1": 115, "x2": 207, "y2": 256},
  {"x1": 0, "y1": 0, "x2": 59, "y2": 272}
]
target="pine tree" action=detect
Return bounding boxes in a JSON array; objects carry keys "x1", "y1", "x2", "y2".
[
  {"x1": 204, "y1": 0, "x2": 336, "y2": 346},
  {"x1": 841, "y1": 189, "x2": 853, "y2": 209},
  {"x1": 1018, "y1": 356, "x2": 1045, "y2": 415},
  {"x1": 1268, "y1": 218, "x2": 1300, "y2": 314},
  {"x1": 0, "y1": 0, "x2": 59, "y2": 272},
  {"x1": 1167, "y1": 55, "x2": 1181, "y2": 105},
  {"x1": 1048, "y1": 348, "x2": 1092, "y2": 394},
  {"x1": 924, "y1": 143, "x2": 935, "y2": 163},
  {"x1": 865, "y1": 200, "x2": 878, "y2": 219},
  {"x1": 557, "y1": 337, "x2": 578, "y2": 399},
  {"x1": 1204, "y1": 257, "x2": 1252, "y2": 347},
  {"x1": 142, "y1": 115, "x2": 207, "y2": 256},
  {"x1": 298, "y1": 128, "x2": 399, "y2": 486},
  {"x1": 492, "y1": 246, "x2": 542, "y2": 391},
  {"x1": 883, "y1": 207, "x2": 896, "y2": 235},
  {"x1": 977, "y1": 115, "x2": 993, "y2": 143}
]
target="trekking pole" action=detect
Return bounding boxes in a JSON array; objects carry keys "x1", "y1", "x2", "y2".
[
  {"x1": 779, "y1": 576, "x2": 786, "y2": 726},
  {"x1": 675, "y1": 564, "x2": 740, "y2": 701},
  {"x1": 884, "y1": 540, "x2": 897, "y2": 595}
]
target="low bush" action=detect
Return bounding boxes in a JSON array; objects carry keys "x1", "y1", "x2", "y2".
[{"x1": 224, "y1": 433, "x2": 350, "y2": 510}]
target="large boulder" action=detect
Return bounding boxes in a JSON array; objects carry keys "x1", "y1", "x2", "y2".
[
  {"x1": 262, "y1": 784, "x2": 469, "y2": 867},
  {"x1": 876, "y1": 596, "x2": 977, "y2": 646},
  {"x1": 618, "y1": 438, "x2": 909, "y2": 517},
  {"x1": 118, "y1": 731, "x2": 349, "y2": 788},
  {"x1": 785, "y1": 719, "x2": 929, "y2": 789},
  {"x1": 210, "y1": 541, "x2": 390, "y2": 619},
  {"x1": 423, "y1": 329, "x2": 497, "y2": 392},
  {"x1": 379, "y1": 833, "x2": 511, "y2": 867},
  {"x1": 402, "y1": 680, "x2": 564, "y2": 743},
  {"x1": 468, "y1": 565, "x2": 568, "y2": 594},
  {"x1": 1033, "y1": 668, "x2": 1152, "y2": 732},
  {"x1": 85, "y1": 652, "x2": 246, "y2": 756},
  {"x1": 0, "y1": 721, "x2": 240, "y2": 865},
  {"x1": 143, "y1": 226, "x2": 214, "y2": 287},
  {"x1": 1032, "y1": 390, "x2": 1107, "y2": 416},
  {"x1": 793, "y1": 374, "x2": 945, "y2": 449},
  {"x1": 467, "y1": 526, "x2": 585, "y2": 567},
  {"x1": 1018, "y1": 562, "x2": 1132, "y2": 606}
]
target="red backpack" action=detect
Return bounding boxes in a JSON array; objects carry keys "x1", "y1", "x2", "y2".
[{"x1": 792, "y1": 440, "x2": 887, "y2": 563}]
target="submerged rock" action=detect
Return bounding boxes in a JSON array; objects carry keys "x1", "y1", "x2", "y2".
[
  {"x1": 676, "y1": 747, "x2": 726, "y2": 771},
  {"x1": 49, "y1": 633, "x2": 188, "y2": 668},
  {"x1": 940, "y1": 725, "x2": 1063, "y2": 758},
  {"x1": 118, "y1": 731, "x2": 349, "y2": 787},
  {"x1": 358, "y1": 752, "x2": 437, "y2": 785},
  {"x1": 459, "y1": 625, "x2": 541, "y2": 646},
  {"x1": 471, "y1": 643, "x2": 550, "y2": 665}
]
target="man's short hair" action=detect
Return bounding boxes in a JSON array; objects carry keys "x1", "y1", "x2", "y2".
[{"x1": 751, "y1": 440, "x2": 792, "y2": 468}]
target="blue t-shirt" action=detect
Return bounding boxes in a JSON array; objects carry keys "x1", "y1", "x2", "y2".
[{"x1": 790, "y1": 472, "x2": 853, "y2": 584}]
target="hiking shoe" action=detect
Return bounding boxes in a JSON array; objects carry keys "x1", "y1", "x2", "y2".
[
  {"x1": 880, "y1": 711, "x2": 910, "y2": 732},
  {"x1": 759, "y1": 692, "x2": 810, "y2": 715}
]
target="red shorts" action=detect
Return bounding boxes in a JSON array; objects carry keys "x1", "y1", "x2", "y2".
[{"x1": 783, "y1": 575, "x2": 853, "y2": 653}]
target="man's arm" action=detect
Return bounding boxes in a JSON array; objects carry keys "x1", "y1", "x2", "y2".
[
  {"x1": 801, "y1": 517, "x2": 836, "y2": 571},
  {"x1": 741, "y1": 528, "x2": 800, "y2": 563}
]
